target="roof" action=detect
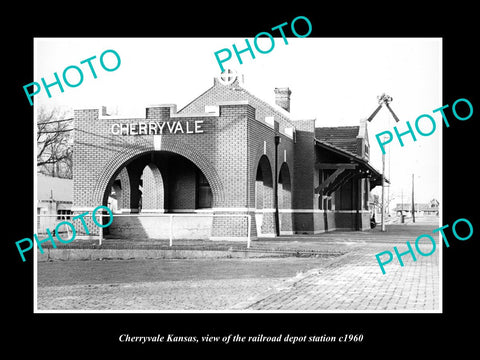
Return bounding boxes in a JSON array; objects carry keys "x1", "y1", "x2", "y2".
[
  {"x1": 313, "y1": 124, "x2": 386, "y2": 185},
  {"x1": 315, "y1": 126, "x2": 360, "y2": 156},
  {"x1": 37, "y1": 174, "x2": 73, "y2": 202},
  {"x1": 178, "y1": 77, "x2": 296, "y2": 135},
  {"x1": 313, "y1": 137, "x2": 387, "y2": 186}
]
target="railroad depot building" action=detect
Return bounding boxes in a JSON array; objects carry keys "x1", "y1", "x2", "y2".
[{"x1": 72, "y1": 75, "x2": 383, "y2": 240}]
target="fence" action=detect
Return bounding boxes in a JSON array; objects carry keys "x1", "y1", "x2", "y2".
[{"x1": 36, "y1": 213, "x2": 252, "y2": 248}]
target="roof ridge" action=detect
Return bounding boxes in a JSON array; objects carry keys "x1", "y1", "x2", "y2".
[
  {"x1": 177, "y1": 79, "x2": 299, "y2": 129},
  {"x1": 236, "y1": 82, "x2": 298, "y2": 127}
]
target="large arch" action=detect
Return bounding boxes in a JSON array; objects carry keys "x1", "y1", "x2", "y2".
[
  {"x1": 278, "y1": 162, "x2": 292, "y2": 209},
  {"x1": 102, "y1": 150, "x2": 214, "y2": 213},
  {"x1": 104, "y1": 150, "x2": 215, "y2": 239},
  {"x1": 255, "y1": 155, "x2": 273, "y2": 209},
  {"x1": 94, "y1": 138, "x2": 225, "y2": 210}
]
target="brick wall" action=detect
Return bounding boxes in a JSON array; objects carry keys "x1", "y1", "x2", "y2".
[
  {"x1": 74, "y1": 108, "x2": 225, "y2": 209},
  {"x1": 74, "y1": 101, "x2": 264, "y2": 239},
  {"x1": 108, "y1": 215, "x2": 213, "y2": 239},
  {"x1": 291, "y1": 120, "x2": 315, "y2": 232},
  {"x1": 72, "y1": 78, "x2": 373, "y2": 240}
]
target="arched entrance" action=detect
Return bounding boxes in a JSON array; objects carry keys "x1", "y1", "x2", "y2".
[
  {"x1": 104, "y1": 151, "x2": 213, "y2": 214},
  {"x1": 255, "y1": 155, "x2": 275, "y2": 236},
  {"x1": 103, "y1": 150, "x2": 214, "y2": 239},
  {"x1": 93, "y1": 137, "x2": 225, "y2": 212}
]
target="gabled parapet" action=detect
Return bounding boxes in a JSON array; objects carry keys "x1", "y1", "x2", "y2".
[{"x1": 356, "y1": 118, "x2": 370, "y2": 160}]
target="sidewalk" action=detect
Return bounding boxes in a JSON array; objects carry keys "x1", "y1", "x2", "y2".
[
  {"x1": 39, "y1": 219, "x2": 440, "y2": 253},
  {"x1": 240, "y1": 222, "x2": 441, "y2": 311}
]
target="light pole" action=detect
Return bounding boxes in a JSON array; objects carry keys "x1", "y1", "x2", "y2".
[
  {"x1": 411, "y1": 173, "x2": 415, "y2": 223},
  {"x1": 381, "y1": 137, "x2": 386, "y2": 232},
  {"x1": 401, "y1": 188, "x2": 404, "y2": 223},
  {"x1": 274, "y1": 135, "x2": 281, "y2": 236}
]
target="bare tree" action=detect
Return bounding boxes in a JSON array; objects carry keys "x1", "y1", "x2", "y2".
[{"x1": 37, "y1": 106, "x2": 73, "y2": 179}]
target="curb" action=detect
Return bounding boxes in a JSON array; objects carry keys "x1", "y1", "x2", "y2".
[{"x1": 37, "y1": 248, "x2": 319, "y2": 262}]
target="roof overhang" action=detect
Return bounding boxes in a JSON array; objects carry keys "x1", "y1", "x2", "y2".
[{"x1": 314, "y1": 139, "x2": 388, "y2": 192}]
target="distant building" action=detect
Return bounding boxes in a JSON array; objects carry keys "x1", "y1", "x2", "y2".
[
  {"x1": 37, "y1": 174, "x2": 73, "y2": 233},
  {"x1": 395, "y1": 198, "x2": 439, "y2": 216}
]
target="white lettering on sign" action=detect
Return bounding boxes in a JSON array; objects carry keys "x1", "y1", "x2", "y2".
[{"x1": 111, "y1": 120, "x2": 204, "y2": 135}]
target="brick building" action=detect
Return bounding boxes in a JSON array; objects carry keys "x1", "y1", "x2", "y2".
[{"x1": 72, "y1": 75, "x2": 383, "y2": 240}]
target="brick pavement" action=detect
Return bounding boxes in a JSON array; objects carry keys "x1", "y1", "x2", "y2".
[{"x1": 242, "y1": 239, "x2": 440, "y2": 311}]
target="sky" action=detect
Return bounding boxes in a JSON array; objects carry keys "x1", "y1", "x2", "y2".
[{"x1": 34, "y1": 37, "x2": 442, "y2": 208}]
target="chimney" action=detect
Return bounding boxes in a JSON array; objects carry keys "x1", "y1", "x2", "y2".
[{"x1": 274, "y1": 87, "x2": 291, "y2": 112}]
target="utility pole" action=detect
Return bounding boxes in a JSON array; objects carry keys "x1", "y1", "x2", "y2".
[
  {"x1": 366, "y1": 93, "x2": 400, "y2": 232},
  {"x1": 411, "y1": 173, "x2": 415, "y2": 223}
]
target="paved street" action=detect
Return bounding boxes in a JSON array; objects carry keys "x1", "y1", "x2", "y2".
[{"x1": 36, "y1": 220, "x2": 440, "y2": 312}]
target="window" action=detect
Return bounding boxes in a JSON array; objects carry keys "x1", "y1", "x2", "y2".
[
  {"x1": 319, "y1": 196, "x2": 332, "y2": 210},
  {"x1": 325, "y1": 197, "x2": 332, "y2": 210},
  {"x1": 318, "y1": 169, "x2": 333, "y2": 210},
  {"x1": 57, "y1": 209, "x2": 72, "y2": 220}
]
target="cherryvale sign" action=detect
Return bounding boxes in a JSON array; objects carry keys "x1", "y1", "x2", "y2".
[{"x1": 110, "y1": 120, "x2": 205, "y2": 135}]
